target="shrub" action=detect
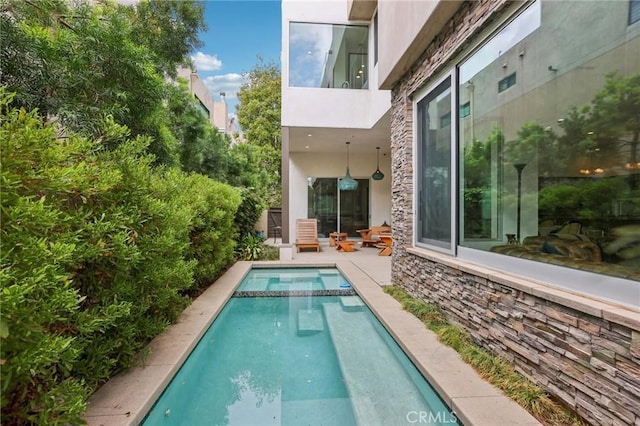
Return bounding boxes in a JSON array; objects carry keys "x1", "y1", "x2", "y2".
[
  {"x1": 260, "y1": 245, "x2": 280, "y2": 261},
  {"x1": 238, "y1": 232, "x2": 264, "y2": 260},
  {"x1": 163, "y1": 171, "x2": 241, "y2": 288},
  {"x1": 71, "y1": 138, "x2": 199, "y2": 379},
  {"x1": 0, "y1": 94, "x2": 240, "y2": 423},
  {"x1": 1, "y1": 95, "x2": 124, "y2": 423},
  {"x1": 233, "y1": 187, "x2": 266, "y2": 245}
]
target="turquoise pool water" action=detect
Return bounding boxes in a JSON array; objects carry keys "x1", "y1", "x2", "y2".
[
  {"x1": 143, "y1": 268, "x2": 458, "y2": 425},
  {"x1": 236, "y1": 267, "x2": 346, "y2": 292}
]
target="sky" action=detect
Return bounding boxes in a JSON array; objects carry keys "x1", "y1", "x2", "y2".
[{"x1": 190, "y1": 0, "x2": 282, "y2": 116}]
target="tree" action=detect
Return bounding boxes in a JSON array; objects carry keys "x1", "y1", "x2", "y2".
[
  {"x1": 127, "y1": 0, "x2": 207, "y2": 78},
  {"x1": 0, "y1": 0, "x2": 207, "y2": 166},
  {"x1": 166, "y1": 80, "x2": 230, "y2": 177},
  {"x1": 462, "y1": 126, "x2": 505, "y2": 238},
  {"x1": 236, "y1": 58, "x2": 282, "y2": 206},
  {"x1": 588, "y1": 72, "x2": 640, "y2": 188},
  {"x1": 505, "y1": 122, "x2": 559, "y2": 176}
]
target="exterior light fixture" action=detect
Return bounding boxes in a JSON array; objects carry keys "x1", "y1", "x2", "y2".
[
  {"x1": 339, "y1": 141, "x2": 358, "y2": 191},
  {"x1": 372, "y1": 147, "x2": 384, "y2": 181}
]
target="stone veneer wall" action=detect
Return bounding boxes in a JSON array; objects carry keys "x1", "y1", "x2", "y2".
[
  {"x1": 393, "y1": 253, "x2": 640, "y2": 425},
  {"x1": 388, "y1": 1, "x2": 640, "y2": 425}
]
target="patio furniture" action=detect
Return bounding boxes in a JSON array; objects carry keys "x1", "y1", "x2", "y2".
[
  {"x1": 336, "y1": 241, "x2": 358, "y2": 252},
  {"x1": 377, "y1": 234, "x2": 393, "y2": 256},
  {"x1": 357, "y1": 225, "x2": 392, "y2": 247},
  {"x1": 329, "y1": 232, "x2": 348, "y2": 247},
  {"x1": 295, "y1": 218, "x2": 320, "y2": 252}
]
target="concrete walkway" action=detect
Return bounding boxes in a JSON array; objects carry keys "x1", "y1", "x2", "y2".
[{"x1": 84, "y1": 242, "x2": 540, "y2": 426}]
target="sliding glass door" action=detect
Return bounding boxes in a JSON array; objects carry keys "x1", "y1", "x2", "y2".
[{"x1": 308, "y1": 178, "x2": 369, "y2": 237}]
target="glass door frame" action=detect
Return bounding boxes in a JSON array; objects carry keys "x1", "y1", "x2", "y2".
[{"x1": 307, "y1": 177, "x2": 370, "y2": 237}]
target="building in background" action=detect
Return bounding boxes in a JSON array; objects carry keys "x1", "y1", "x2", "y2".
[{"x1": 177, "y1": 66, "x2": 232, "y2": 136}]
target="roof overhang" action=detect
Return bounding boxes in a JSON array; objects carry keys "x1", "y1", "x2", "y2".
[
  {"x1": 348, "y1": 0, "x2": 377, "y2": 21},
  {"x1": 379, "y1": 0, "x2": 463, "y2": 90}
]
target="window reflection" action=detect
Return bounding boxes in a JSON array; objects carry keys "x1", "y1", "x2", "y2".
[
  {"x1": 307, "y1": 177, "x2": 370, "y2": 237},
  {"x1": 289, "y1": 22, "x2": 368, "y2": 89},
  {"x1": 418, "y1": 78, "x2": 452, "y2": 248},
  {"x1": 458, "y1": 0, "x2": 640, "y2": 280}
]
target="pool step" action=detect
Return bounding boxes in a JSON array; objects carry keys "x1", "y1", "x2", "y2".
[
  {"x1": 339, "y1": 296, "x2": 365, "y2": 311},
  {"x1": 323, "y1": 302, "x2": 441, "y2": 426},
  {"x1": 298, "y1": 308, "x2": 324, "y2": 334}
]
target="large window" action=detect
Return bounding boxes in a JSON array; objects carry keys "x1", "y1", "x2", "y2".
[
  {"x1": 289, "y1": 22, "x2": 368, "y2": 89},
  {"x1": 455, "y1": 0, "x2": 640, "y2": 282},
  {"x1": 417, "y1": 78, "x2": 452, "y2": 249}
]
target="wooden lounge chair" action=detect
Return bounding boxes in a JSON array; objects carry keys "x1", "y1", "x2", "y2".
[{"x1": 295, "y1": 218, "x2": 321, "y2": 252}]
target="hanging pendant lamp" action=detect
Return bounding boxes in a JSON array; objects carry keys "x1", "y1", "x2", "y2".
[
  {"x1": 372, "y1": 146, "x2": 384, "y2": 180},
  {"x1": 339, "y1": 141, "x2": 358, "y2": 191}
]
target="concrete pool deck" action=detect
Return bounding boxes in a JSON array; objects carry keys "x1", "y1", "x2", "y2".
[{"x1": 84, "y1": 243, "x2": 541, "y2": 426}]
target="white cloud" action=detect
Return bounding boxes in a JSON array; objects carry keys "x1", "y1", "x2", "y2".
[
  {"x1": 204, "y1": 73, "x2": 246, "y2": 100},
  {"x1": 191, "y1": 52, "x2": 223, "y2": 72}
]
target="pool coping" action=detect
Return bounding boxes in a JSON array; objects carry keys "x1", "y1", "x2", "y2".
[{"x1": 84, "y1": 260, "x2": 541, "y2": 426}]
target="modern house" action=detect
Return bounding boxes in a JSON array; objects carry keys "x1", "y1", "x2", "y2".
[
  {"x1": 177, "y1": 66, "x2": 232, "y2": 135},
  {"x1": 281, "y1": 1, "x2": 640, "y2": 424},
  {"x1": 281, "y1": 1, "x2": 393, "y2": 241}
]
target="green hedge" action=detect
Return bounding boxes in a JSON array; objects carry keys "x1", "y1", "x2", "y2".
[{"x1": 0, "y1": 93, "x2": 240, "y2": 424}]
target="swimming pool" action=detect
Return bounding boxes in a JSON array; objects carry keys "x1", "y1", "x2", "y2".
[{"x1": 142, "y1": 267, "x2": 458, "y2": 425}]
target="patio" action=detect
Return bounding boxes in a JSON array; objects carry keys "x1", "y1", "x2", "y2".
[{"x1": 273, "y1": 238, "x2": 392, "y2": 286}]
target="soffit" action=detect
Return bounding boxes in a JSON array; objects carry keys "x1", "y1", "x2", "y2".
[
  {"x1": 348, "y1": 0, "x2": 377, "y2": 21},
  {"x1": 379, "y1": 0, "x2": 463, "y2": 90},
  {"x1": 286, "y1": 110, "x2": 391, "y2": 154}
]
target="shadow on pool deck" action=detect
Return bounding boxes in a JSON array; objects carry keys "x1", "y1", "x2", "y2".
[{"x1": 83, "y1": 243, "x2": 541, "y2": 426}]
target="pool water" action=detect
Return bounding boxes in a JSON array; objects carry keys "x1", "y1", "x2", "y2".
[
  {"x1": 143, "y1": 268, "x2": 458, "y2": 425},
  {"x1": 237, "y1": 267, "x2": 347, "y2": 292}
]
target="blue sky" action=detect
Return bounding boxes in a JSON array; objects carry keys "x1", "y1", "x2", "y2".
[{"x1": 191, "y1": 0, "x2": 282, "y2": 115}]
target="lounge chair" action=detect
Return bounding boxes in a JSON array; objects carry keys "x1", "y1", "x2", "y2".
[{"x1": 295, "y1": 218, "x2": 321, "y2": 252}]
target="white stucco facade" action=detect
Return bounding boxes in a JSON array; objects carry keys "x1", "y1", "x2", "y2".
[{"x1": 281, "y1": 0, "x2": 392, "y2": 240}]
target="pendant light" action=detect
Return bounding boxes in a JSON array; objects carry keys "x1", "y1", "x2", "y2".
[
  {"x1": 339, "y1": 141, "x2": 358, "y2": 191},
  {"x1": 372, "y1": 146, "x2": 384, "y2": 180}
]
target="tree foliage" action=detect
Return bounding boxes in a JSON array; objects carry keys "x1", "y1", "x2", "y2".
[
  {"x1": 236, "y1": 59, "x2": 282, "y2": 206},
  {"x1": 166, "y1": 80, "x2": 231, "y2": 177},
  {"x1": 0, "y1": 2, "x2": 276, "y2": 420},
  {"x1": 236, "y1": 59, "x2": 281, "y2": 150},
  {"x1": 127, "y1": 0, "x2": 207, "y2": 78},
  {"x1": 0, "y1": 94, "x2": 240, "y2": 424},
  {"x1": 0, "y1": 0, "x2": 205, "y2": 166}
]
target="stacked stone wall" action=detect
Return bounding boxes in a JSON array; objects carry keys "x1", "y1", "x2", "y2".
[
  {"x1": 389, "y1": 0, "x2": 640, "y2": 424},
  {"x1": 393, "y1": 255, "x2": 640, "y2": 425}
]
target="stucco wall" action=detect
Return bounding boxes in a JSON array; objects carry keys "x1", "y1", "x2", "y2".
[
  {"x1": 389, "y1": 1, "x2": 640, "y2": 424},
  {"x1": 288, "y1": 151, "x2": 392, "y2": 235},
  {"x1": 281, "y1": 1, "x2": 391, "y2": 130}
]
